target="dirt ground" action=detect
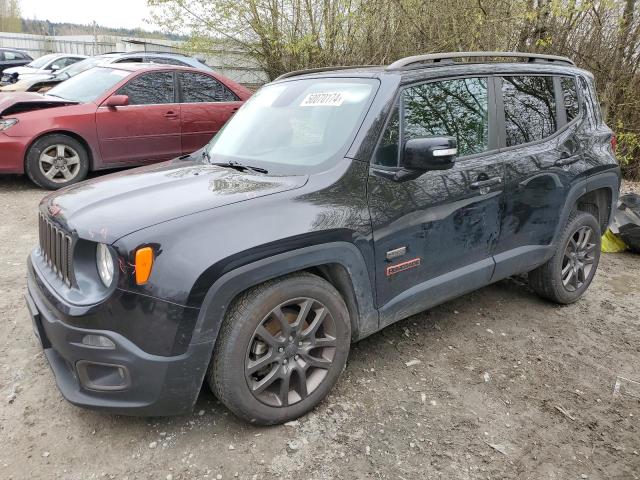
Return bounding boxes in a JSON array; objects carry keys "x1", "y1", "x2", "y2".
[{"x1": 1, "y1": 174, "x2": 639, "y2": 480}]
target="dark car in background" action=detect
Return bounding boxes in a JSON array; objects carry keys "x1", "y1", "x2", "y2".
[
  {"x1": 0, "y1": 63, "x2": 251, "y2": 188},
  {"x1": 0, "y1": 48, "x2": 32, "y2": 74},
  {"x1": 0, "y1": 51, "x2": 213, "y2": 94},
  {"x1": 25, "y1": 52, "x2": 620, "y2": 425}
]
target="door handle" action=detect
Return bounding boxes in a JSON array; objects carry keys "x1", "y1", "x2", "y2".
[
  {"x1": 470, "y1": 177, "x2": 502, "y2": 190},
  {"x1": 164, "y1": 111, "x2": 178, "y2": 118}
]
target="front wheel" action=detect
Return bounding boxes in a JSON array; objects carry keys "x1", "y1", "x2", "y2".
[
  {"x1": 25, "y1": 134, "x2": 89, "y2": 189},
  {"x1": 208, "y1": 273, "x2": 351, "y2": 425},
  {"x1": 528, "y1": 211, "x2": 601, "y2": 304}
]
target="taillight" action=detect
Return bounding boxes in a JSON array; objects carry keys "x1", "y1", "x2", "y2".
[{"x1": 611, "y1": 135, "x2": 617, "y2": 153}]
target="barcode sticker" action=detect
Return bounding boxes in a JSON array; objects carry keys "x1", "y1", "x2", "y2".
[{"x1": 300, "y1": 92, "x2": 345, "y2": 107}]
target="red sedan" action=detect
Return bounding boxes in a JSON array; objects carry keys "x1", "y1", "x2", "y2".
[{"x1": 0, "y1": 63, "x2": 252, "y2": 189}]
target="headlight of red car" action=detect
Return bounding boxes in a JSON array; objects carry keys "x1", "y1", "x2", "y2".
[{"x1": 0, "y1": 118, "x2": 18, "y2": 131}]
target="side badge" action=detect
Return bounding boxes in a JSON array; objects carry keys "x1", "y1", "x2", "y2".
[
  {"x1": 386, "y1": 246, "x2": 407, "y2": 261},
  {"x1": 386, "y1": 258, "x2": 421, "y2": 277}
]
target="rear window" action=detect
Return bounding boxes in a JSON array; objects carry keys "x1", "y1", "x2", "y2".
[{"x1": 502, "y1": 76, "x2": 557, "y2": 147}]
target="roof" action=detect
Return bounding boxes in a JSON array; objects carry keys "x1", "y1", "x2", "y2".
[{"x1": 97, "y1": 62, "x2": 212, "y2": 73}]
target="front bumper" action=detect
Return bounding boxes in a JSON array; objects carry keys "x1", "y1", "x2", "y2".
[
  {"x1": 0, "y1": 133, "x2": 28, "y2": 173},
  {"x1": 26, "y1": 261, "x2": 213, "y2": 416}
]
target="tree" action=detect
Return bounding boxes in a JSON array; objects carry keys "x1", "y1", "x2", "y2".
[{"x1": 0, "y1": 0, "x2": 22, "y2": 33}]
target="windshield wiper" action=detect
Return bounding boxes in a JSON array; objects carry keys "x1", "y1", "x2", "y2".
[
  {"x1": 212, "y1": 161, "x2": 268, "y2": 174},
  {"x1": 202, "y1": 149, "x2": 268, "y2": 174}
]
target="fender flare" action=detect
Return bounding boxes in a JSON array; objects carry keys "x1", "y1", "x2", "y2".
[
  {"x1": 190, "y1": 241, "x2": 379, "y2": 347},
  {"x1": 550, "y1": 168, "x2": 620, "y2": 248}
]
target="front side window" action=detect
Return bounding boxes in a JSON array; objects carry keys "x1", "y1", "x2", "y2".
[
  {"x1": 207, "y1": 78, "x2": 377, "y2": 171},
  {"x1": 4, "y1": 51, "x2": 19, "y2": 60},
  {"x1": 117, "y1": 72, "x2": 175, "y2": 105},
  {"x1": 179, "y1": 72, "x2": 238, "y2": 103},
  {"x1": 502, "y1": 76, "x2": 556, "y2": 147},
  {"x1": 402, "y1": 77, "x2": 489, "y2": 157}
]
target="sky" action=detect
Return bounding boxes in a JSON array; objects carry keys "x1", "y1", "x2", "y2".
[{"x1": 20, "y1": 0, "x2": 158, "y2": 31}]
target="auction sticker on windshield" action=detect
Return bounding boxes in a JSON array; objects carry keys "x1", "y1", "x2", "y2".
[{"x1": 300, "y1": 92, "x2": 345, "y2": 107}]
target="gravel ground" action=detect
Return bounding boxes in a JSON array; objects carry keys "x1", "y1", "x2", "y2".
[{"x1": 1, "y1": 174, "x2": 639, "y2": 480}]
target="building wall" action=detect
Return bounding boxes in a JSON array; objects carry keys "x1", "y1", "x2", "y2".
[{"x1": 0, "y1": 31, "x2": 268, "y2": 88}]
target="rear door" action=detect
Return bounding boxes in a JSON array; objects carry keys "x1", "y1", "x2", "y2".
[
  {"x1": 492, "y1": 74, "x2": 586, "y2": 277},
  {"x1": 177, "y1": 71, "x2": 243, "y2": 153},
  {"x1": 95, "y1": 71, "x2": 182, "y2": 165},
  {"x1": 368, "y1": 76, "x2": 505, "y2": 326}
]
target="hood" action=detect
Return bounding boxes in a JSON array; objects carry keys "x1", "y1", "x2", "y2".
[
  {"x1": 0, "y1": 74, "x2": 52, "y2": 92},
  {"x1": 0, "y1": 92, "x2": 78, "y2": 116},
  {"x1": 41, "y1": 159, "x2": 309, "y2": 243},
  {"x1": 3, "y1": 66, "x2": 38, "y2": 76}
]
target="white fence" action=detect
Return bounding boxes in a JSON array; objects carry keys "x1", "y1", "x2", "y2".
[{"x1": 0, "y1": 32, "x2": 268, "y2": 88}]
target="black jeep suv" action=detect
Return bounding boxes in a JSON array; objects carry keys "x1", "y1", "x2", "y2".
[{"x1": 26, "y1": 52, "x2": 620, "y2": 425}]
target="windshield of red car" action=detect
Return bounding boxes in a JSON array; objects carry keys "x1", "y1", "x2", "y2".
[{"x1": 46, "y1": 67, "x2": 130, "y2": 103}]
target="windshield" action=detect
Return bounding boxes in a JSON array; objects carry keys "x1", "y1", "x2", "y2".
[
  {"x1": 46, "y1": 67, "x2": 130, "y2": 103},
  {"x1": 206, "y1": 78, "x2": 378, "y2": 172},
  {"x1": 26, "y1": 54, "x2": 58, "y2": 69},
  {"x1": 55, "y1": 57, "x2": 102, "y2": 79}
]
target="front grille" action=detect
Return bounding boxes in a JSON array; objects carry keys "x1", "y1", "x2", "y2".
[{"x1": 38, "y1": 214, "x2": 73, "y2": 286}]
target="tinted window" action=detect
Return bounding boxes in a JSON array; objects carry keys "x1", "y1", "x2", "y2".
[
  {"x1": 502, "y1": 76, "x2": 556, "y2": 147},
  {"x1": 117, "y1": 72, "x2": 175, "y2": 105},
  {"x1": 179, "y1": 72, "x2": 238, "y2": 102},
  {"x1": 561, "y1": 77, "x2": 579, "y2": 122},
  {"x1": 402, "y1": 77, "x2": 489, "y2": 157},
  {"x1": 151, "y1": 57, "x2": 189, "y2": 67},
  {"x1": 114, "y1": 57, "x2": 143, "y2": 63},
  {"x1": 4, "y1": 51, "x2": 21, "y2": 60}
]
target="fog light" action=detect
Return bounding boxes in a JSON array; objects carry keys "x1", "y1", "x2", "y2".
[
  {"x1": 81, "y1": 334, "x2": 115, "y2": 349},
  {"x1": 76, "y1": 361, "x2": 130, "y2": 391}
]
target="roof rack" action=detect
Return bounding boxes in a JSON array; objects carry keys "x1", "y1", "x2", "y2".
[
  {"x1": 387, "y1": 51, "x2": 575, "y2": 70},
  {"x1": 274, "y1": 65, "x2": 381, "y2": 81}
]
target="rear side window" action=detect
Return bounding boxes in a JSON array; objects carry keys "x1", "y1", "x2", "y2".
[
  {"x1": 402, "y1": 77, "x2": 489, "y2": 157},
  {"x1": 561, "y1": 76, "x2": 579, "y2": 122},
  {"x1": 502, "y1": 76, "x2": 556, "y2": 147},
  {"x1": 117, "y1": 72, "x2": 175, "y2": 105},
  {"x1": 179, "y1": 72, "x2": 238, "y2": 102},
  {"x1": 150, "y1": 57, "x2": 189, "y2": 67}
]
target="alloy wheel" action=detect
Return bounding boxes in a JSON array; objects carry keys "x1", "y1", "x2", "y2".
[
  {"x1": 38, "y1": 144, "x2": 81, "y2": 183},
  {"x1": 561, "y1": 225, "x2": 596, "y2": 292},
  {"x1": 245, "y1": 297, "x2": 337, "y2": 407}
]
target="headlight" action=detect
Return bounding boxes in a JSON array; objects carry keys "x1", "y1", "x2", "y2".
[
  {"x1": 0, "y1": 119, "x2": 18, "y2": 131},
  {"x1": 96, "y1": 243, "x2": 115, "y2": 287}
]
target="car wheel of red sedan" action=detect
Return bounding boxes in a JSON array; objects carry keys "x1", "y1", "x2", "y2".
[{"x1": 26, "y1": 134, "x2": 89, "y2": 190}]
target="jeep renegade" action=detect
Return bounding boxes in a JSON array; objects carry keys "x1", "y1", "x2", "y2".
[{"x1": 26, "y1": 52, "x2": 621, "y2": 425}]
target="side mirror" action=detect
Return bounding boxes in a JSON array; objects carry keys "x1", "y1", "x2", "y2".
[
  {"x1": 403, "y1": 136, "x2": 457, "y2": 171},
  {"x1": 50, "y1": 65, "x2": 60, "y2": 72},
  {"x1": 104, "y1": 95, "x2": 130, "y2": 108}
]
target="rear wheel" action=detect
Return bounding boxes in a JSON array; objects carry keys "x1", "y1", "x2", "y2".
[
  {"x1": 208, "y1": 272, "x2": 351, "y2": 425},
  {"x1": 25, "y1": 134, "x2": 89, "y2": 189},
  {"x1": 529, "y1": 211, "x2": 601, "y2": 304}
]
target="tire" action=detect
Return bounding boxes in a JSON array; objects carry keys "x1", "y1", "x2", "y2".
[
  {"x1": 25, "y1": 134, "x2": 89, "y2": 190},
  {"x1": 528, "y1": 211, "x2": 601, "y2": 304},
  {"x1": 208, "y1": 272, "x2": 351, "y2": 425}
]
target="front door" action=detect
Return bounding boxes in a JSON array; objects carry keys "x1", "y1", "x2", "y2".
[
  {"x1": 177, "y1": 71, "x2": 243, "y2": 153},
  {"x1": 96, "y1": 71, "x2": 182, "y2": 165},
  {"x1": 367, "y1": 76, "x2": 505, "y2": 327}
]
